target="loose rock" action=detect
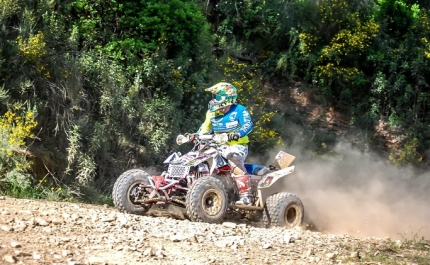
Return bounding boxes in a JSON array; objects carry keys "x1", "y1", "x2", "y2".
[
  {"x1": 0, "y1": 196, "x2": 424, "y2": 265},
  {"x1": 2, "y1": 255, "x2": 17, "y2": 263},
  {"x1": 34, "y1": 217, "x2": 49, "y2": 226},
  {"x1": 10, "y1": 241, "x2": 21, "y2": 248}
]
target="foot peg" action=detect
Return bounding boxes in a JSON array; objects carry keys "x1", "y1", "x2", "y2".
[{"x1": 235, "y1": 194, "x2": 253, "y2": 205}]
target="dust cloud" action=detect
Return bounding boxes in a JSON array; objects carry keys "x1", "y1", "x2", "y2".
[{"x1": 250, "y1": 143, "x2": 430, "y2": 240}]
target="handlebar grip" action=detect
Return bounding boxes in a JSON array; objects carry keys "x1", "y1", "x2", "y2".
[{"x1": 176, "y1": 135, "x2": 190, "y2": 145}]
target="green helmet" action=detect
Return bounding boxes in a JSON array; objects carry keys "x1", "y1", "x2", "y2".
[{"x1": 205, "y1": 82, "x2": 238, "y2": 112}]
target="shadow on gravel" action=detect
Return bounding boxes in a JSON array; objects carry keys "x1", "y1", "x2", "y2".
[{"x1": 143, "y1": 204, "x2": 316, "y2": 231}]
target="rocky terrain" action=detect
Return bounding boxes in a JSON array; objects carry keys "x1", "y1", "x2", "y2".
[{"x1": 0, "y1": 196, "x2": 429, "y2": 265}]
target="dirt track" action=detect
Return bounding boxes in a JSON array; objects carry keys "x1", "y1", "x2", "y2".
[{"x1": 0, "y1": 196, "x2": 428, "y2": 265}]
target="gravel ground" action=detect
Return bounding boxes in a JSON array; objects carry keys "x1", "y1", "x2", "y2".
[{"x1": 0, "y1": 196, "x2": 428, "y2": 265}]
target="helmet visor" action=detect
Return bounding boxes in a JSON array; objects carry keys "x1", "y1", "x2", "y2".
[{"x1": 214, "y1": 94, "x2": 227, "y2": 101}]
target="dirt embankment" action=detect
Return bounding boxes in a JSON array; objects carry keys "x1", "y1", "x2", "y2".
[
  {"x1": 262, "y1": 84, "x2": 430, "y2": 240},
  {"x1": 1, "y1": 196, "x2": 429, "y2": 265}
]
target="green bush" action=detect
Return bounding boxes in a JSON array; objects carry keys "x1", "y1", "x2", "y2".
[
  {"x1": 72, "y1": 0, "x2": 208, "y2": 65},
  {"x1": 0, "y1": 103, "x2": 38, "y2": 197}
]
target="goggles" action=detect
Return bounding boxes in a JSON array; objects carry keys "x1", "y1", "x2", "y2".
[{"x1": 213, "y1": 94, "x2": 227, "y2": 102}]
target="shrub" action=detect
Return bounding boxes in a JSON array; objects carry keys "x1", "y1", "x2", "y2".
[
  {"x1": 389, "y1": 138, "x2": 423, "y2": 166},
  {"x1": 0, "y1": 104, "x2": 38, "y2": 196}
]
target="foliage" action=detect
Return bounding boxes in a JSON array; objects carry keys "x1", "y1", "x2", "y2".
[
  {"x1": 374, "y1": 0, "x2": 420, "y2": 40},
  {"x1": 0, "y1": 104, "x2": 38, "y2": 196},
  {"x1": 295, "y1": 0, "x2": 380, "y2": 105},
  {"x1": 0, "y1": 0, "x2": 214, "y2": 200},
  {"x1": 1, "y1": 0, "x2": 430, "y2": 201},
  {"x1": 215, "y1": 56, "x2": 281, "y2": 152},
  {"x1": 271, "y1": 0, "x2": 430, "y2": 160},
  {"x1": 310, "y1": 130, "x2": 337, "y2": 155},
  {"x1": 389, "y1": 138, "x2": 423, "y2": 166},
  {"x1": 366, "y1": 0, "x2": 430, "y2": 155},
  {"x1": 16, "y1": 31, "x2": 51, "y2": 78},
  {"x1": 35, "y1": 178, "x2": 76, "y2": 202},
  {"x1": 72, "y1": 0, "x2": 209, "y2": 66},
  {"x1": 0, "y1": 0, "x2": 20, "y2": 19}
]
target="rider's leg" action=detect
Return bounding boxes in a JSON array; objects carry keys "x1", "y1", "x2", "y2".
[
  {"x1": 221, "y1": 144, "x2": 248, "y2": 174},
  {"x1": 223, "y1": 145, "x2": 253, "y2": 205},
  {"x1": 227, "y1": 154, "x2": 252, "y2": 205},
  {"x1": 227, "y1": 153, "x2": 248, "y2": 175},
  {"x1": 233, "y1": 174, "x2": 252, "y2": 205}
]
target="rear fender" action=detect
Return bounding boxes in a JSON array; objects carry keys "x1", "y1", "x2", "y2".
[{"x1": 256, "y1": 166, "x2": 295, "y2": 207}]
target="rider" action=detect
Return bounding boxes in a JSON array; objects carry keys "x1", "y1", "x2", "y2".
[{"x1": 195, "y1": 82, "x2": 254, "y2": 205}]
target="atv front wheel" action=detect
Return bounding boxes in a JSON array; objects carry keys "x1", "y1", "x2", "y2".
[
  {"x1": 112, "y1": 169, "x2": 141, "y2": 207},
  {"x1": 263, "y1": 192, "x2": 304, "y2": 228},
  {"x1": 113, "y1": 169, "x2": 151, "y2": 215},
  {"x1": 186, "y1": 176, "x2": 228, "y2": 223}
]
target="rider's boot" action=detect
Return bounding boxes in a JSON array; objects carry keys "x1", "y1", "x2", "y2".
[
  {"x1": 227, "y1": 155, "x2": 253, "y2": 205},
  {"x1": 234, "y1": 175, "x2": 253, "y2": 205}
]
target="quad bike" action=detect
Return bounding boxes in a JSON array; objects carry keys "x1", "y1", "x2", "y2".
[{"x1": 112, "y1": 133, "x2": 304, "y2": 228}]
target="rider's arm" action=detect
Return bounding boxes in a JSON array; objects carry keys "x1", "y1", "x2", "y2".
[
  {"x1": 196, "y1": 110, "x2": 213, "y2": 136},
  {"x1": 237, "y1": 107, "x2": 253, "y2": 137}
]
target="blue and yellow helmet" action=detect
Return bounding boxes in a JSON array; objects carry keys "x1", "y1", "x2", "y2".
[{"x1": 205, "y1": 82, "x2": 238, "y2": 112}]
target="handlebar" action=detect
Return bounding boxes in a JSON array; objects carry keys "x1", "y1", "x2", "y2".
[
  {"x1": 176, "y1": 133, "x2": 228, "y2": 146},
  {"x1": 198, "y1": 134, "x2": 214, "y2": 140}
]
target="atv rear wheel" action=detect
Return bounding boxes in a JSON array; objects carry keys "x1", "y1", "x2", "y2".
[
  {"x1": 263, "y1": 192, "x2": 304, "y2": 228},
  {"x1": 113, "y1": 169, "x2": 151, "y2": 215},
  {"x1": 186, "y1": 176, "x2": 228, "y2": 223}
]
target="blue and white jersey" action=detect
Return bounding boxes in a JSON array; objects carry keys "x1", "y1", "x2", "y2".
[
  {"x1": 210, "y1": 104, "x2": 253, "y2": 137},
  {"x1": 197, "y1": 104, "x2": 254, "y2": 144}
]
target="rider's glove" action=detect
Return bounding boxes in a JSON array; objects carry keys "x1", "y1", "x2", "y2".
[{"x1": 228, "y1": 132, "x2": 240, "y2": 141}]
